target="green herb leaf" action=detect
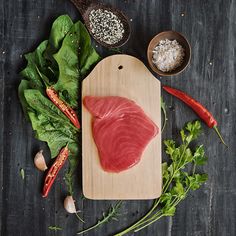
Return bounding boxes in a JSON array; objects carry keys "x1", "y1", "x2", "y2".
[
  {"x1": 185, "y1": 120, "x2": 202, "y2": 142},
  {"x1": 172, "y1": 182, "x2": 185, "y2": 197},
  {"x1": 20, "y1": 168, "x2": 25, "y2": 180},
  {"x1": 53, "y1": 21, "x2": 100, "y2": 107},
  {"x1": 24, "y1": 89, "x2": 78, "y2": 158},
  {"x1": 160, "y1": 192, "x2": 172, "y2": 204},
  {"x1": 193, "y1": 145, "x2": 208, "y2": 165},
  {"x1": 20, "y1": 40, "x2": 48, "y2": 92},
  {"x1": 162, "y1": 162, "x2": 169, "y2": 181},
  {"x1": 164, "y1": 140, "x2": 176, "y2": 157},
  {"x1": 48, "y1": 226, "x2": 62, "y2": 231},
  {"x1": 45, "y1": 15, "x2": 74, "y2": 70},
  {"x1": 162, "y1": 205, "x2": 176, "y2": 216},
  {"x1": 189, "y1": 174, "x2": 208, "y2": 190}
]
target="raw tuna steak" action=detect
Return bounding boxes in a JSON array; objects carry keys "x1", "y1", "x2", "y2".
[{"x1": 83, "y1": 96, "x2": 159, "y2": 173}]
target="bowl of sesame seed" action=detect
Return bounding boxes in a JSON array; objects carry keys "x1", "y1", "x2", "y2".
[
  {"x1": 147, "y1": 31, "x2": 191, "y2": 76},
  {"x1": 71, "y1": 0, "x2": 131, "y2": 48}
]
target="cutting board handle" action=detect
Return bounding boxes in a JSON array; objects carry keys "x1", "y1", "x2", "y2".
[{"x1": 70, "y1": 0, "x2": 92, "y2": 16}]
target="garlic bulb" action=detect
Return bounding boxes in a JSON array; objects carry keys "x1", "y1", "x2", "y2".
[
  {"x1": 64, "y1": 195, "x2": 77, "y2": 213},
  {"x1": 34, "y1": 150, "x2": 48, "y2": 171}
]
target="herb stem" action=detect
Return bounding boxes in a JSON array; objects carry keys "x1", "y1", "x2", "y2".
[
  {"x1": 78, "y1": 201, "x2": 122, "y2": 235},
  {"x1": 132, "y1": 210, "x2": 163, "y2": 229},
  {"x1": 115, "y1": 197, "x2": 162, "y2": 236},
  {"x1": 75, "y1": 212, "x2": 85, "y2": 223},
  {"x1": 161, "y1": 97, "x2": 167, "y2": 133},
  {"x1": 134, "y1": 214, "x2": 164, "y2": 232},
  {"x1": 77, "y1": 222, "x2": 100, "y2": 235}
]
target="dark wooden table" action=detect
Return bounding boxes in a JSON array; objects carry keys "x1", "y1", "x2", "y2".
[{"x1": 1, "y1": 0, "x2": 236, "y2": 235}]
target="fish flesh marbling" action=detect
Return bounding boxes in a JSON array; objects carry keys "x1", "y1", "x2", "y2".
[{"x1": 83, "y1": 96, "x2": 159, "y2": 173}]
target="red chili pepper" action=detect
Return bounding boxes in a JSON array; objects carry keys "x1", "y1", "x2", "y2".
[
  {"x1": 42, "y1": 145, "x2": 69, "y2": 198},
  {"x1": 46, "y1": 87, "x2": 80, "y2": 129},
  {"x1": 163, "y1": 86, "x2": 227, "y2": 147}
]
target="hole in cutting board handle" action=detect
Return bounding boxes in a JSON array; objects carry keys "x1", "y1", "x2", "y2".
[{"x1": 118, "y1": 65, "x2": 123, "y2": 70}]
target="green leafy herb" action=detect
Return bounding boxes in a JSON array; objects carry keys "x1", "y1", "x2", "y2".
[
  {"x1": 48, "y1": 226, "x2": 62, "y2": 231},
  {"x1": 18, "y1": 15, "x2": 100, "y2": 194},
  {"x1": 20, "y1": 168, "x2": 25, "y2": 180},
  {"x1": 77, "y1": 201, "x2": 122, "y2": 235},
  {"x1": 161, "y1": 97, "x2": 167, "y2": 132},
  {"x1": 114, "y1": 121, "x2": 208, "y2": 235},
  {"x1": 53, "y1": 21, "x2": 100, "y2": 107},
  {"x1": 64, "y1": 171, "x2": 74, "y2": 196},
  {"x1": 109, "y1": 48, "x2": 122, "y2": 54}
]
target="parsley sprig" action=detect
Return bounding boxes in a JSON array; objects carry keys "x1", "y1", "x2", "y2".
[{"x1": 115, "y1": 120, "x2": 208, "y2": 235}]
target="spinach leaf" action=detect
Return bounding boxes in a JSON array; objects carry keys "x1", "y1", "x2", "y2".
[
  {"x1": 44, "y1": 15, "x2": 74, "y2": 75},
  {"x1": 53, "y1": 21, "x2": 100, "y2": 107},
  {"x1": 47, "y1": 15, "x2": 74, "y2": 51},
  {"x1": 18, "y1": 80, "x2": 31, "y2": 118},
  {"x1": 20, "y1": 40, "x2": 48, "y2": 92},
  {"x1": 24, "y1": 89, "x2": 78, "y2": 158},
  {"x1": 19, "y1": 15, "x2": 100, "y2": 163}
]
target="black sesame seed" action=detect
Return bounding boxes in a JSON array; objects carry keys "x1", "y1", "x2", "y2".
[{"x1": 89, "y1": 9, "x2": 124, "y2": 45}]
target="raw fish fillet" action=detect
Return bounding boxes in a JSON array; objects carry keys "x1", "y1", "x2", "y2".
[{"x1": 83, "y1": 96, "x2": 159, "y2": 173}]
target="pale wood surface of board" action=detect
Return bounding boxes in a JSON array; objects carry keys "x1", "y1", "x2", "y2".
[{"x1": 82, "y1": 55, "x2": 162, "y2": 200}]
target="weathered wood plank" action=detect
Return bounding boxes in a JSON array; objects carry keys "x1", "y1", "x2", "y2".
[{"x1": 0, "y1": 0, "x2": 236, "y2": 235}]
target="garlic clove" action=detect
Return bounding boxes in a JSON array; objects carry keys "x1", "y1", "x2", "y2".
[
  {"x1": 34, "y1": 150, "x2": 48, "y2": 171},
  {"x1": 64, "y1": 195, "x2": 77, "y2": 214}
]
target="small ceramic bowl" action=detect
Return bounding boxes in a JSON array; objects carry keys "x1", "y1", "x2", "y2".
[{"x1": 147, "y1": 31, "x2": 191, "y2": 76}]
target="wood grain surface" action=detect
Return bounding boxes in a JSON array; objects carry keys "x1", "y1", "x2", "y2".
[
  {"x1": 1, "y1": 0, "x2": 236, "y2": 235},
  {"x1": 82, "y1": 55, "x2": 161, "y2": 200}
]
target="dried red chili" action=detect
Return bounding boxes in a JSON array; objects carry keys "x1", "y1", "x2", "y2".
[
  {"x1": 46, "y1": 87, "x2": 80, "y2": 129},
  {"x1": 163, "y1": 86, "x2": 227, "y2": 147},
  {"x1": 42, "y1": 145, "x2": 69, "y2": 198}
]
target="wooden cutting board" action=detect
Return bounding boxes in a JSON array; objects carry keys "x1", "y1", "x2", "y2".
[{"x1": 82, "y1": 55, "x2": 162, "y2": 200}]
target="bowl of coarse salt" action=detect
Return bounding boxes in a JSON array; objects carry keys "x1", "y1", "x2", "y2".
[{"x1": 147, "y1": 31, "x2": 191, "y2": 76}]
